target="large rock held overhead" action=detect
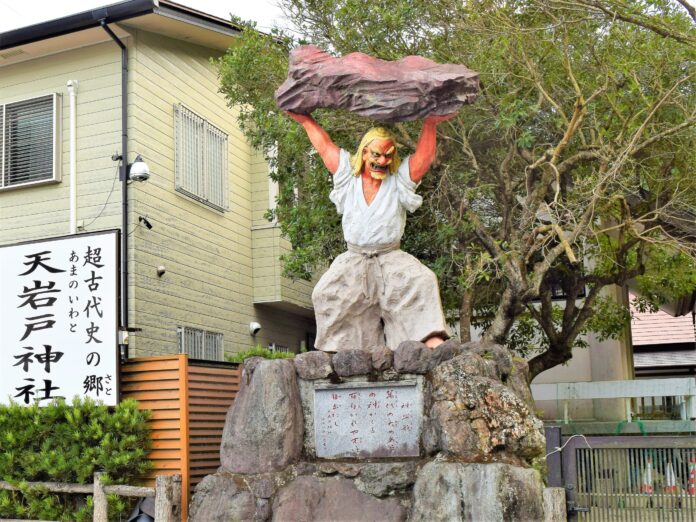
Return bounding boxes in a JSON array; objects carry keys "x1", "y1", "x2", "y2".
[{"x1": 276, "y1": 45, "x2": 480, "y2": 123}]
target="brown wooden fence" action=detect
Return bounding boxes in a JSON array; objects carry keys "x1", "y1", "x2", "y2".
[{"x1": 120, "y1": 355, "x2": 241, "y2": 519}]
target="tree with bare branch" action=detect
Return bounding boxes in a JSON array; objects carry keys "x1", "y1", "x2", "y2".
[{"x1": 218, "y1": 0, "x2": 696, "y2": 380}]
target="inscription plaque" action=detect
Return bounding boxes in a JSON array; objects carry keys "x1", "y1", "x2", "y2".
[{"x1": 314, "y1": 381, "x2": 422, "y2": 458}]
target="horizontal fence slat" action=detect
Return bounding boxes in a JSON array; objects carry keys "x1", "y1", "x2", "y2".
[
  {"x1": 151, "y1": 439, "x2": 183, "y2": 450},
  {"x1": 121, "y1": 381, "x2": 181, "y2": 392},
  {"x1": 188, "y1": 365, "x2": 240, "y2": 375},
  {"x1": 121, "y1": 390, "x2": 180, "y2": 401},
  {"x1": 189, "y1": 413, "x2": 229, "y2": 422},
  {"x1": 188, "y1": 373, "x2": 241, "y2": 384},
  {"x1": 187, "y1": 422, "x2": 225, "y2": 429},
  {"x1": 187, "y1": 459, "x2": 224, "y2": 468},
  {"x1": 188, "y1": 397, "x2": 236, "y2": 406},
  {"x1": 0, "y1": 480, "x2": 92, "y2": 494},
  {"x1": 149, "y1": 449, "x2": 183, "y2": 460},
  {"x1": 188, "y1": 428, "x2": 228, "y2": 436},
  {"x1": 102, "y1": 485, "x2": 155, "y2": 497},
  {"x1": 146, "y1": 420, "x2": 183, "y2": 430},
  {"x1": 150, "y1": 430, "x2": 182, "y2": 440},
  {"x1": 188, "y1": 380, "x2": 239, "y2": 388},
  {"x1": 189, "y1": 435, "x2": 222, "y2": 446},
  {"x1": 189, "y1": 444, "x2": 222, "y2": 452},
  {"x1": 121, "y1": 370, "x2": 181, "y2": 382},
  {"x1": 122, "y1": 359, "x2": 181, "y2": 373},
  {"x1": 148, "y1": 460, "x2": 183, "y2": 469},
  {"x1": 189, "y1": 404, "x2": 235, "y2": 410},
  {"x1": 144, "y1": 410, "x2": 183, "y2": 422}
]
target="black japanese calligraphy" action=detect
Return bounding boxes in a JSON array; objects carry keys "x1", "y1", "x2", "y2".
[{"x1": 19, "y1": 251, "x2": 66, "y2": 276}]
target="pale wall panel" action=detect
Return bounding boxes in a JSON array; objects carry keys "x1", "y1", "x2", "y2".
[
  {"x1": 128, "y1": 30, "x2": 313, "y2": 358},
  {"x1": 0, "y1": 41, "x2": 124, "y2": 245}
]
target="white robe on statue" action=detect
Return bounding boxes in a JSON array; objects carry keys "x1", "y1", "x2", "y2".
[{"x1": 312, "y1": 150, "x2": 450, "y2": 352}]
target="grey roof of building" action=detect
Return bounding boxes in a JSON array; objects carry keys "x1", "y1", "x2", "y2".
[
  {"x1": 634, "y1": 349, "x2": 696, "y2": 368},
  {"x1": 0, "y1": 0, "x2": 240, "y2": 51}
]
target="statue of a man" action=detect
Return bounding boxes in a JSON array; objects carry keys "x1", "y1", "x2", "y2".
[{"x1": 287, "y1": 112, "x2": 455, "y2": 352}]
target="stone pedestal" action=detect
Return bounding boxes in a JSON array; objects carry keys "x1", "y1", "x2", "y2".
[{"x1": 189, "y1": 342, "x2": 549, "y2": 521}]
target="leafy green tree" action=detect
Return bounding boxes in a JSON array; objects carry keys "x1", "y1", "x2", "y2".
[{"x1": 217, "y1": 0, "x2": 696, "y2": 379}]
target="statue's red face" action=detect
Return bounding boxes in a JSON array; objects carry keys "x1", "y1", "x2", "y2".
[{"x1": 362, "y1": 138, "x2": 396, "y2": 180}]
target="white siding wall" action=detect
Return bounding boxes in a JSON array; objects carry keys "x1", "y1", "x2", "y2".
[
  {"x1": 128, "y1": 30, "x2": 313, "y2": 357},
  {"x1": 0, "y1": 41, "x2": 123, "y2": 244}
]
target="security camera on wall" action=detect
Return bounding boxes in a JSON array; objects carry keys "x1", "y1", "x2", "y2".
[
  {"x1": 249, "y1": 322, "x2": 262, "y2": 336},
  {"x1": 128, "y1": 154, "x2": 150, "y2": 182}
]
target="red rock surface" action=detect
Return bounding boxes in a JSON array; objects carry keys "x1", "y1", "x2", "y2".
[{"x1": 276, "y1": 45, "x2": 480, "y2": 122}]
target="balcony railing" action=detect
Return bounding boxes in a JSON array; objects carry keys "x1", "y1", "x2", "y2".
[{"x1": 531, "y1": 377, "x2": 696, "y2": 424}]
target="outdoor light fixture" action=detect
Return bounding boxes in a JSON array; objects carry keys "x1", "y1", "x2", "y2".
[{"x1": 128, "y1": 154, "x2": 150, "y2": 182}]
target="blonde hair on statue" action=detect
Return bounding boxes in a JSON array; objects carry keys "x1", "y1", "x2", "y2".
[{"x1": 350, "y1": 127, "x2": 401, "y2": 177}]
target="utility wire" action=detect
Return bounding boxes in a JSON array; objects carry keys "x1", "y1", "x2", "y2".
[
  {"x1": 545, "y1": 433, "x2": 591, "y2": 458},
  {"x1": 82, "y1": 163, "x2": 120, "y2": 229}
]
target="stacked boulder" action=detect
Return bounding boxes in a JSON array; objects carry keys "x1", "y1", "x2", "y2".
[{"x1": 189, "y1": 341, "x2": 547, "y2": 521}]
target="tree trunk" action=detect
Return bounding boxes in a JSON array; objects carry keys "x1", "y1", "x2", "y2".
[
  {"x1": 528, "y1": 345, "x2": 573, "y2": 380},
  {"x1": 483, "y1": 288, "x2": 519, "y2": 344},
  {"x1": 459, "y1": 288, "x2": 473, "y2": 342}
]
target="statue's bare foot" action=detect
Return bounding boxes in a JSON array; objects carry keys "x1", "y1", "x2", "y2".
[{"x1": 424, "y1": 336, "x2": 445, "y2": 349}]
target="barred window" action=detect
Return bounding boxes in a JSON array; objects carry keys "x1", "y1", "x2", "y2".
[
  {"x1": 268, "y1": 342, "x2": 290, "y2": 354},
  {"x1": 174, "y1": 104, "x2": 228, "y2": 211},
  {"x1": 177, "y1": 326, "x2": 224, "y2": 361},
  {"x1": 1, "y1": 94, "x2": 61, "y2": 189}
]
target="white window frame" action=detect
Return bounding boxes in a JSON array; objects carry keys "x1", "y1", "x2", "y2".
[
  {"x1": 174, "y1": 103, "x2": 229, "y2": 211},
  {"x1": 0, "y1": 93, "x2": 62, "y2": 191},
  {"x1": 177, "y1": 326, "x2": 224, "y2": 361}
]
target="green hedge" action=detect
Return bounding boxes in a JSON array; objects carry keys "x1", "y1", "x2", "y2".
[
  {"x1": 0, "y1": 397, "x2": 151, "y2": 521},
  {"x1": 226, "y1": 345, "x2": 295, "y2": 363}
]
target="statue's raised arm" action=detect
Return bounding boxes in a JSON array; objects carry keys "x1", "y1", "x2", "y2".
[
  {"x1": 409, "y1": 113, "x2": 458, "y2": 183},
  {"x1": 286, "y1": 112, "x2": 340, "y2": 174}
]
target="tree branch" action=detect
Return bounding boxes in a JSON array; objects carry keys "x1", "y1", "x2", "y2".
[{"x1": 574, "y1": 0, "x2": 696, "y2": 46}]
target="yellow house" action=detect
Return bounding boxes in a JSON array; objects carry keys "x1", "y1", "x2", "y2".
[{"x1": 0, "y1": 0, "x2": 315, "y2": 362}]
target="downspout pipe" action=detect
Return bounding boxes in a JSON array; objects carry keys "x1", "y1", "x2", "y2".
[
  {"x1": 100, "y1": 20, "x2": 130, "y2": 354},
  {"x1": 67, "y1": 80, "x2": 78, "y2": 235}
]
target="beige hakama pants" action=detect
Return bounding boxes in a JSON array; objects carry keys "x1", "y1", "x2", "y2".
[{"x1": 312, "y1": 243, "x2": 450, "y2": 352}]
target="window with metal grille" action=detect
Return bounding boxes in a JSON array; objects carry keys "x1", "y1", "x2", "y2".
[
  {"x1": 268, "y1": 342, "x2": 290, "y2": 354},
  {"x1": 1, "y1": 94, "x2": 61, "y2": 189},
  {"x1": 177, "y1": 326, "x2": 224, "y2": 361},
  {"x1": 174, "y1": 104, "x2": 228, "y2": 211}
]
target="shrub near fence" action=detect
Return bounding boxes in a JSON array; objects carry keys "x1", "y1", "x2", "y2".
[{"x1": 0, "y1": 397, "x2": 151, "y2": 521}]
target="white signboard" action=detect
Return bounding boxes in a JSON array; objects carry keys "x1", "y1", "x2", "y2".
[
  {"x1": 0, "y1": 231, "x2": 119, "y2": 406},
  {"x1": 314, "y1": 381, "x2": 422, "y2": 458}
]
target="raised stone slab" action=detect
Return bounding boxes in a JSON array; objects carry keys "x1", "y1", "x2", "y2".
[
  {"x1": 313, "y1": 380, "x2": 423, "y2": 458},
  {"x1": 191, "y1": 343, "x2": 547, "y2": 521},
  {"x1": 275, "y1": 45, "x2": 480, "y2": 122}
]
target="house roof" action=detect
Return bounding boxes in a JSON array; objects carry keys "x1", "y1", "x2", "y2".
[
  {"x1": 0, "y1": 0, "x2": 241, "y2": 65},
  {"x1": 630, "y1": 293, "x2": 695, "y2": 346}
]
